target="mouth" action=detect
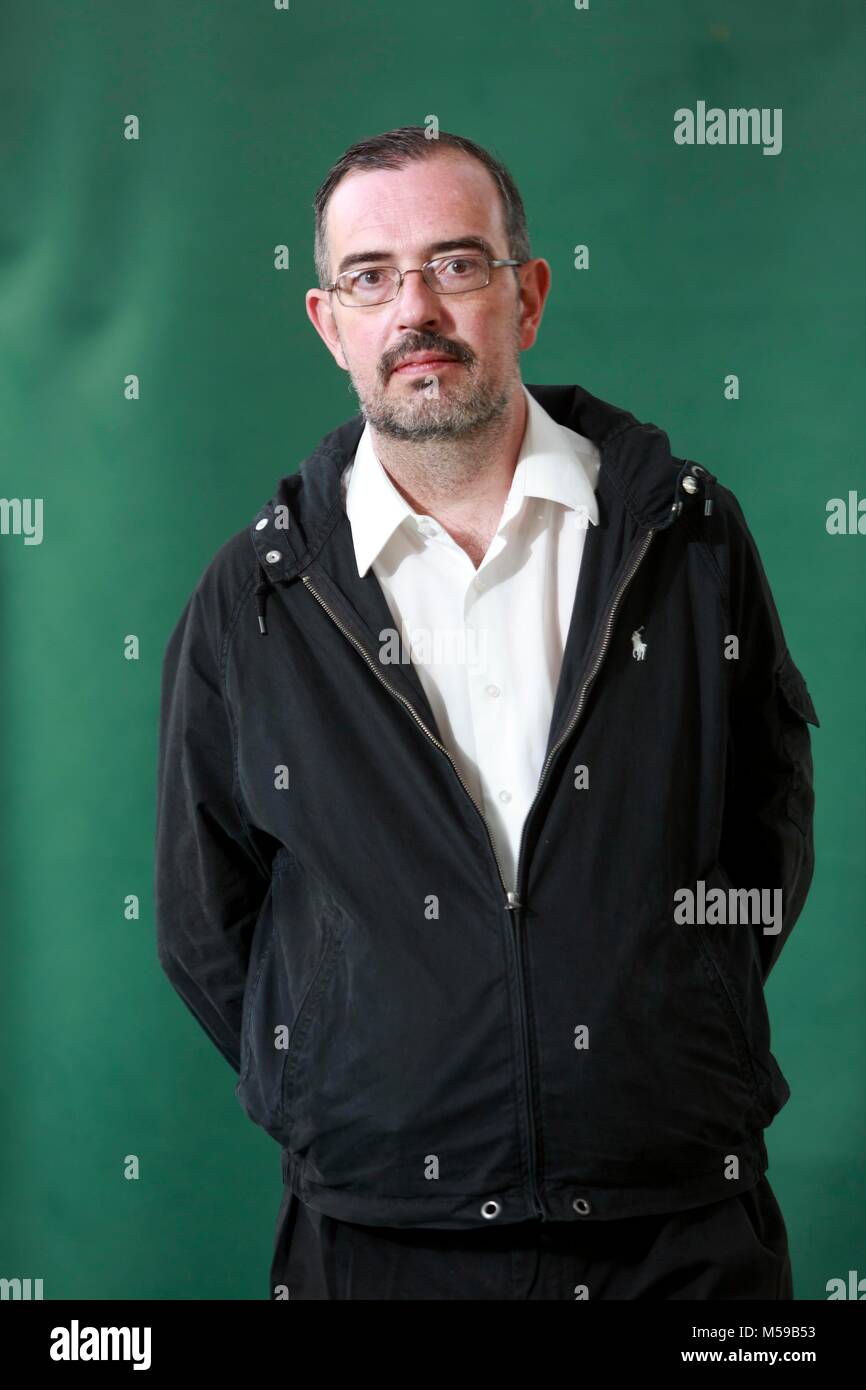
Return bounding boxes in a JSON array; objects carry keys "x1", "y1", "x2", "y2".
[{"x1": 391, "y1": 356, "x2": 462, "y2": 377}]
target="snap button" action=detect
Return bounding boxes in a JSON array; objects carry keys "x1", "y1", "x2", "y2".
[
  {"x1": 572, "y1": 1196, "x2": 592, "y2": 1216},
  {"x1": 265, "y1": 550, "x2": 282, "y2": 564},
  {"x1": 681, "y1": 476, "x2": 699, "y2": 495},
  {"x1": 255, "y1": 517, "x2": 269, "y2": 530},
  {"x1": 480, "y1": 1199, "x2": 502, "y2": 1220}
]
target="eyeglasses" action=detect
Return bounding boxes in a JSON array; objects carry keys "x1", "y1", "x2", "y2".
[{"x1": 325, "y1": 254, "x2": 527, "y2": 307}]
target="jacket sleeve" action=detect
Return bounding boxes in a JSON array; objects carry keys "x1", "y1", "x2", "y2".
[
  {"x1": 718, "y1": 491, "x2": 820, "y2": 984},
  {"x1": 154, "y1": 574, "x2": 271, "y2": 1073}
]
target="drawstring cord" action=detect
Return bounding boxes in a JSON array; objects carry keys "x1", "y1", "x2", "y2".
[
  {"x1": 698, "y1": 468, "x2": 717, "y2": 516},
  {"x1": 255, "y1": 562, "x2": 274, "y2": 636}
]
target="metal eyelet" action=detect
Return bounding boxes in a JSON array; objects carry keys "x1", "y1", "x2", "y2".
[
  {"x1": 265, "y1": 549, "x2": 282, "y2": 563},
  {"x1": 572, "y1": 1196, "x2": 592, "y2": 1216},
  {"x1": 480, "y1": 1199, "x2": 502, "y2": 1220}
]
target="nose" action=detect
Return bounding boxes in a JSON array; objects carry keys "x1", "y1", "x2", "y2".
[{"x1": 393, "y1": 268, "x2": 446, "y2": 331}]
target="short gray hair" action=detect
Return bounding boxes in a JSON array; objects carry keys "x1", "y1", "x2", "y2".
[{"x1": 312, "y1": 126, "x2": 531, "y2": 289}]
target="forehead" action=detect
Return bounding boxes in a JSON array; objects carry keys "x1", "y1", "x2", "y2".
[{"x1": 325, "y1": 152, "x2": 508, "y2": 259}]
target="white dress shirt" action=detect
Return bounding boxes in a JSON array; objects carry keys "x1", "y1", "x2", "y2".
[{"x1": 341, "y1": 383, "x2": 601, "y2": 894}]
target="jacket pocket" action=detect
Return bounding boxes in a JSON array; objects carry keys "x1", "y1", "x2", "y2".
[
  {"x1": 775, "y1": 649, "x2": 819, "y2": 836},
  {"x1": 235, "y1": 846, "x2": 341, "y2": 1142},
  {"x1": 280, "y1": 905, "x2": 345, "y2": 1127},
  {"x1": 689, "y1": 861, "x2": 789, "y2": 1123},
  {"x1": 238, "y1": 883, "x2": 279, "y2": 1089}
]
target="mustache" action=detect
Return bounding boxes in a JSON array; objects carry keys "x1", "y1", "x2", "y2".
[{"x1": 381, "y1": 337, "x2": 473, "y2": 377}]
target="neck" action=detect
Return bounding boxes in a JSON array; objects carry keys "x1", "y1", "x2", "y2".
[{"x1": 368, "y1": 387, "x2": 528, "y2": 568}]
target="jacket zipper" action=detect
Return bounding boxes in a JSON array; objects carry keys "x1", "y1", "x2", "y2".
[
  {"x1": 511, "y1": 528, "x2": 657, "y2": 904},
  {"x1": 299, "y1": 575, "x2": 514, "y2": 898},
  {"x1": 299, "y1": 574, "x2": 546, "y2": 1217},
  {"x1": 300, "y1": 530, "x2": 653, "y2": 1221},
  {"x1": 504, "y1": 527, "x2": 655, "y2": 1218}
]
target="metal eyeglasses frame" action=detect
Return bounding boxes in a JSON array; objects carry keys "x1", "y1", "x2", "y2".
[{"x1": 324, "y1": 254, "x2": 528, "y2": 306}]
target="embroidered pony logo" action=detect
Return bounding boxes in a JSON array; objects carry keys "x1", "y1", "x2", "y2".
[{"x1": 631, "y1": 627, "x2": 647, "y2": 661}]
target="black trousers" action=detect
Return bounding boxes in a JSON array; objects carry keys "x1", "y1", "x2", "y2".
[{"x1": 269, "y1": 1174, "x2": 793, "y2": 1300}]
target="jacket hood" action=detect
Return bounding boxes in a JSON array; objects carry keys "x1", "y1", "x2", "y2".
[{"x1": 248, "y1": 381, "x2": 718, "y2": 635}]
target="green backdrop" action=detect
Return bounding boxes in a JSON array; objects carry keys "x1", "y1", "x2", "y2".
[{"x1": 1, "y1": 0, "x2": 862, "y2": 1300}]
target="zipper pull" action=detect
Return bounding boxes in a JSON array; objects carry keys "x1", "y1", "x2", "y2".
[{"x1": 506, "y1": 891, "x2": 521, "y2": 911}]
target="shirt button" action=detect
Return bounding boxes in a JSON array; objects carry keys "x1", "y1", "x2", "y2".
[
  {"x1": 498, "y1": 789, "x2": 511, "y2": 804},
  {"x1": 486, "y1": 684, "x2": 501, "y2": 698}
]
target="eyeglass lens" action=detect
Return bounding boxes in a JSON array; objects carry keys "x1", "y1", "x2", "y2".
[{"x1": 337, "y1": 256, "x2": 489, "y2": 305}]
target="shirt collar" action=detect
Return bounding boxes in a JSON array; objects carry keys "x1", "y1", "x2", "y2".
[{"x1": 343, "y1": 382, "x2": 600, "y2": 578}]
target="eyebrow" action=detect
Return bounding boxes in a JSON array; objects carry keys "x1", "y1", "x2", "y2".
[{"x1": 334, "y1": 235, "x2": 498, "y2": 279}]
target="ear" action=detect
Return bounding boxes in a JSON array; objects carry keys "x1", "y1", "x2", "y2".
[
  {"x1": 306, "y1": 288, "x2": 349, "y2": 371},
  {"x1": 517, "y1": 258, "x2": 552, "y2": 352}
]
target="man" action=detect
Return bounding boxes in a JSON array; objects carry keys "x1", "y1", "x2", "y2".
[{"x1": 154, "y1": 126, "x2": 819, "y2": 1300}]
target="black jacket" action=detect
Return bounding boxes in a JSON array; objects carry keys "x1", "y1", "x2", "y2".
[{"x1": 154, "y1": 381, "x2": 819, "y2": 1229}]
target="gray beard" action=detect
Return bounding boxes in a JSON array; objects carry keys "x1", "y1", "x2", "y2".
[{"x1": 353, "y1": 371, "x2": 513, "y2": 442}]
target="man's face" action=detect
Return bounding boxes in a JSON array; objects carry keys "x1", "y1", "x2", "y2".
[{"x1": 305, "y1": 152, "x2": 549, "y2": 441}]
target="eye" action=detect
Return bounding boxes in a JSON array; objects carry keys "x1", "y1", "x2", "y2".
[{"x1": 352, "y1": 268, "x2": 384, "y2": 287}]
